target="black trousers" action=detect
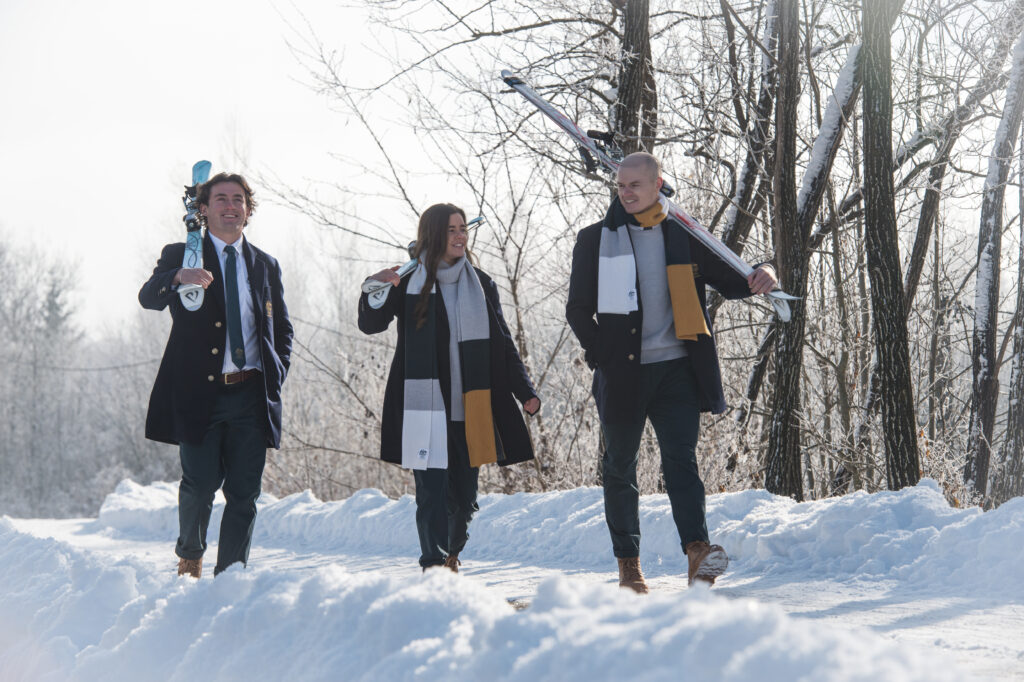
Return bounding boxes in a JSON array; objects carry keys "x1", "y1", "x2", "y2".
[
  {"x1": 175, "y1": 378, "x2": 267, "y2": 575},
  {"x1": 413, "y1": 421, "x2": 480, "y2": 568},
  {"x1": 600, "y1": 357, "x2": 708, "y2": 558}
]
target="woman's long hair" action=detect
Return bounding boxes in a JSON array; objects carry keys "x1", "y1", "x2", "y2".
[{"x1": 412, "y1": 203, "x2": 473, "y2": 330}]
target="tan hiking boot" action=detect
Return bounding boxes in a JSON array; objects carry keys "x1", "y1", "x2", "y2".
[
  {"x1": 617, "y1": 557, "x2": 649, "y2": 594},
  {"x1": 443, "y1": 554, "x2": 461, "y2": 573},
  {"x1": 177, "y1": 557, "x2": 202, "y2": 579},
  {"x1": 685, "y1": 541, "x2": 728, "y2": 586}
]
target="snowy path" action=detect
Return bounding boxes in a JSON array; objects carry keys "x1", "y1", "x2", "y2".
[{"x1": 2, "y1": 480, "x2": 1022, "y2": 681}]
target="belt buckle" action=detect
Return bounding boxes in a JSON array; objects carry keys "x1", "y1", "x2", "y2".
[{"x1": 223, "y1": 371, "x2": 242, "y2": 385}]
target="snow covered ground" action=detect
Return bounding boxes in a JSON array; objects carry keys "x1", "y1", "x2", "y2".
[{"x1": 1, "y1": 478, "x2": 1022, "y2": 681}]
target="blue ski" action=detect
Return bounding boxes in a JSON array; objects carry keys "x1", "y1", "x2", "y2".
[{"x1": 178, "y1": 160, "x2": 212, "y2": 311}]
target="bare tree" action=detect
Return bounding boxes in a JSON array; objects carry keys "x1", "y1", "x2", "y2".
[
  {"x1": 764, "y1": 0, "x2": 804, "y2": 500},
  {"x1": 993, "y1": 117, "x2": 1024, "y2": 505},
  {"x1": 966, "y1": 30, "x2": 1024, "y2": 499},
  {"x1": 862, "y1": 0, "x2": 920, "y2": 490}
]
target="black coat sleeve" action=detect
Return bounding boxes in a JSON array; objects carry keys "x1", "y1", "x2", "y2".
[
  {"x1": 565, "y1": 225, "x2": 604, "y2": 368},
  {"x1": 690, "y1": 236, "x2": 753, "y2": 300},
  {"x1": 482, "y1": 274, "x2": 537, "y2": 405},
  {"x1": 138, "y1": 244, "x2": 184, "y2": 311}
]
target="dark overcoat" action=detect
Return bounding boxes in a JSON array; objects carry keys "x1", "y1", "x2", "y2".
[
  {"x1": 566, "y1": 197, "x2": 754, "y2": 423},
  {"x1": 358, "y1": 267, "x2": 537, "y2": 466},
  {"x1": 138, "y1": 234, "x2": 293, "y2": 448}
]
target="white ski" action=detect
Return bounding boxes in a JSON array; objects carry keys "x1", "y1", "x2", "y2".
[{"x1": 500, "y1": 70, "x2": 796, "y2": 321}]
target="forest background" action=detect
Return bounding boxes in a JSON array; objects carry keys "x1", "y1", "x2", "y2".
[{"x1": 3, "y1": 0, "x2": 1024, "y2": 516}]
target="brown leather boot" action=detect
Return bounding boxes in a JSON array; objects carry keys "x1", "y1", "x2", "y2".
[
  {"x1": 617, "y1": 557, "x2": 649, "y2": 594},
  {"x1": 442, "y1": 554, "x2": 461, "y2": 573},
  {"x1": 685, "y1": 541, "x2": 728, "y2": 586},
  {"x1": 177, "y1": 557, "x2": 202, "y2": 579}
]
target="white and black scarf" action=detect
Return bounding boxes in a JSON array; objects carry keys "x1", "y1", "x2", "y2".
[
  {"x1": 597, "y1": 196, "x2": 710, "y2": 340},
  {"x1": 402, "y1": 258, "x2": 497, "y2": 469}
]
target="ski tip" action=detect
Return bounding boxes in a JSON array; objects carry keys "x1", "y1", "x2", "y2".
[
  {"x1": 500, "y1": 70, "x2": 523, "y2": 86},
  {"x1": 191, "y1": 160, "x2": 213, "y2": 185}
]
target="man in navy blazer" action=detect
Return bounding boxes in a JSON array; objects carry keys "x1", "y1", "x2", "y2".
[{"x1": 139, "y1": 172, "x2": 293, "y2": 578}]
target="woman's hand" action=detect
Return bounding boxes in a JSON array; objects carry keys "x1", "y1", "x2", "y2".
[
  {"x1": 523, "y1": 397, "x2": 541, "y2": 416},
  {"x1": 368, "y1": 266, "x2": 401, "y2": 286}
]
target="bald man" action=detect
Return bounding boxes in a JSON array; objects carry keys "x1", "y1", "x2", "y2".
[{"x1": 566, "y1": 152, "x2": 777, "y2": 592}]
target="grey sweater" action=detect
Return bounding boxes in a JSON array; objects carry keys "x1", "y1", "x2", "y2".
[{"x1": 629, "y1": 224, "x2": 687, "y2": 364}]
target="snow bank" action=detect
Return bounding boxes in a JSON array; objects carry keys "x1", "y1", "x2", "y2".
[
  {"x1": 94, "y1": 479, "x2": 1024, "y2": 599},
  {"x1": 710, "y1": 479, "x2": 1024, "y2": 595},
  {"x1": 0, "y1": 517, "x2": 958, "y2": 682}
]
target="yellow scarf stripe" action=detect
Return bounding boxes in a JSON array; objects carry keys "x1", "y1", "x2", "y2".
[
  {"x1": 463, "y1": 389, "x2": 498, "y2": 467},
  {"x1": 632, "y1": 201, "x2": 667, "y2": 227},
  {"x1": 667, "y1": 264, "x2": 710, "y2": 341}
]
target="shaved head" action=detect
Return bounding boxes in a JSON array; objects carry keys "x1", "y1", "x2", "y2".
[{"x1": 618, "y1": 152, "x2": 661, "y2": 182}]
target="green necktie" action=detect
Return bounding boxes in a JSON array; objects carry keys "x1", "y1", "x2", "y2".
[{"x1": 224, "y1": 245, "x2": 246, "y2": 370}]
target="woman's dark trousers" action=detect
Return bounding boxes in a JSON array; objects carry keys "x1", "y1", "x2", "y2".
[{"x1": 413, "y1": 420, "x2": 480, "y2": 568}]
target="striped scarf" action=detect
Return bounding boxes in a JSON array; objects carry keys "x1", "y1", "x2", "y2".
[
  {"x1": 598, "y1": 196, "x2": 710, "y2": 340},
  {"x1": 402, "y1": 258, "x2": 497, "y2": 469}
]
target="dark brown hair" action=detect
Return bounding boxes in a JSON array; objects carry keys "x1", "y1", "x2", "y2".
[
  {"x1": 197, "y1": 172, "x2": 258, "y2": 227},
  {"x1": 412, "y1": 203, "x2": 472, "y2": 330}
]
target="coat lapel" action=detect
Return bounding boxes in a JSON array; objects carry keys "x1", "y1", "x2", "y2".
[{"x1": 242, "y1": 239, "x2": 266, "y2": 322}]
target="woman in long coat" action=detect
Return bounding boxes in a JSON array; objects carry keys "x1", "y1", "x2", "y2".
[{"x1": 358, "y1": 203, "x2": 540, "y2": 571}]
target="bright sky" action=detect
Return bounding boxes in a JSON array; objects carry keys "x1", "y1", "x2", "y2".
[{"x1": 0, "y1": 0, "x2": 379, "y2": 330}]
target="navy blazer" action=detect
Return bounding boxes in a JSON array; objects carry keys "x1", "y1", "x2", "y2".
[
  {"x1": 358, "y1": 267, "x2": 537, "y2": 467},
  {"x1": 139, "y1": 233, "x2": 293, "y2": 448},
  {"x1": 566, "y1": 197, "x2": 753, "y2": 422}
]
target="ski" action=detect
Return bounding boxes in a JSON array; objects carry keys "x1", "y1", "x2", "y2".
[
  {"x1": 500, "y1": 70, "x2": 796, "y2": 322},
  {"x1": 362, "y1": 216, "x2": 486, "y2": 309},
  {"x1": 178, "y1": 160, "x2": 212, "y2": 311}
]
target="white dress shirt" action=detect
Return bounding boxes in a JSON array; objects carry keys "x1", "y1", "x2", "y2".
[{"x1": 208, "y1": 232, "x2": 262, "y2": 374}]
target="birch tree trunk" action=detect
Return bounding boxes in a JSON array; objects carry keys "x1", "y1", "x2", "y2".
[
  {"x1": 862, "y1": 0, "x2": 920, "y2": 491},
  {"x1": 993, "y1": 117, "x2": 1024, "y2": 506},
  {"x1": 966, "y1": 31, "x2": 1024, "y2": 498}
]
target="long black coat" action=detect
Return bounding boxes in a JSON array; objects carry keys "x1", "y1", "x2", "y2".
[
  {"x1": 139, "y1": 234, "x2": 293, "y2": 448},
  {"x1": 358, "y1": 267, "x2": 537, "y2": 466},
  {"x1": 566, "y1": 197, "x2": 754, "y2": 423}
]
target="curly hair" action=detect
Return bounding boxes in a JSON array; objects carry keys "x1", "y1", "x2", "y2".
[{"x1": 197, "y1": 172, "x2": 258, "y2": 226}]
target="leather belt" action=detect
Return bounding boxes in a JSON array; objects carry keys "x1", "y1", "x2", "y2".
[{"x1": 222, "y1": 368, "x2": 260, "y2": 385}]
